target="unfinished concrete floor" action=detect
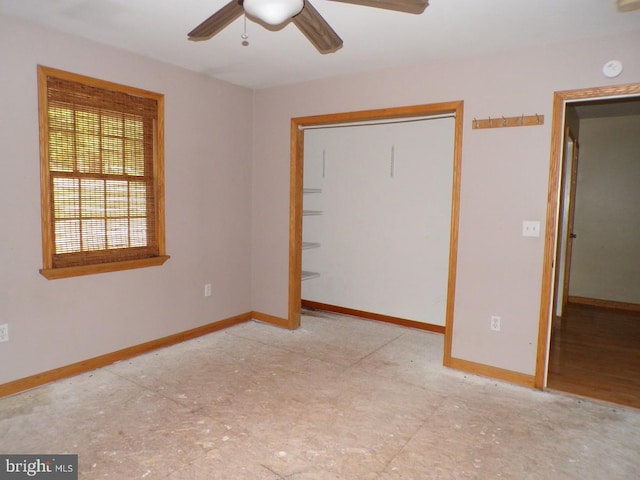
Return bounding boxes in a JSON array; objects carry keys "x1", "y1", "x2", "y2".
[{"x1": 1, "y1": 311, "x2": 639, "y2": 479}]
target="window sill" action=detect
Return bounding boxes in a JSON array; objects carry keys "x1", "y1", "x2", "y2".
[{"x1": 40, "y1": 255, "x2": 171, "y2": 280}]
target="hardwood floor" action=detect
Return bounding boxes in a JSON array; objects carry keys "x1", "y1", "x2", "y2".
[{"x1": 548, "y1": 303, "x2": 640, "y2": 409}]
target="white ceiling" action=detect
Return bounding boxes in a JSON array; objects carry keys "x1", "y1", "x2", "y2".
[{"x1": 1, "y1": 0, "x2": 639, "y2": 89}]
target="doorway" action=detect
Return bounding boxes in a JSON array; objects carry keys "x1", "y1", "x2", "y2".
[
  {"x1": 536, "y1": 83, "x2": 640, "y2": 407},
  {"x1": 288, "y1": 101, "x2": 464, "y2": 368}
]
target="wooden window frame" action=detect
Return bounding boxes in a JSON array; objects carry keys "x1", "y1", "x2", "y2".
[{"x1": 37, "y1": 66, "x2": 169, "y2": 279}]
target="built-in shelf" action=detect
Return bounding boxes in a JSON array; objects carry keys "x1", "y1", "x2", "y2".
[
  {"x1": 302, "y1": 270, "x2": 320, "y2": 281},
  {"x1": 303, "y1": 186, "x2": 322, "y2": 283}
]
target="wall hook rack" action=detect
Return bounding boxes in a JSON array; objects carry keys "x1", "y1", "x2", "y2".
[{"x1": 472, "y1": 113, "x2": 544, "y2": 130}]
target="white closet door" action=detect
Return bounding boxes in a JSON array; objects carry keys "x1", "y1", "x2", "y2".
[{"x1": 302, "y1": 117, "x2": 455, "y2": 325}]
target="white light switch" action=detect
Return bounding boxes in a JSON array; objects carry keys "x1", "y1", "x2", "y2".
[{"x1": 522, "y1": 221, "x2": 541, "y2": 237}]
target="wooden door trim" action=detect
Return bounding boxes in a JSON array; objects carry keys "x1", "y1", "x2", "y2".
[
  {"x1": 561, "y1": 130, "x2": 579, "y2": 312},
  {"x1": 552, "y1": 127, "x2": 578, "y2": 319},
  {"x1": 551, "y1": 127, "x2": 571, "y2": 322},
  {"x1": 288, "y1": 102, "x2": 464, "y2": 370},
  {"x1": 535, "y1": 83, "x2": 640, "y2": 389}
]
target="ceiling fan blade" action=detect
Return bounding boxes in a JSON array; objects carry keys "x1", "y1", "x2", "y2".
[
  {"x1": 293, "y1": 1, "x2": 343, "y2": 54},
  {"x1": 328, "y1": 0, "x2": 428, "y2": 14},
  {"x1": 188, "y1": 1, "x2": 244, "y2": 41}
]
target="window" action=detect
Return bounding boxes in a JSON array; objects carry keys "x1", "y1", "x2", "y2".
[{"x1": 38, "y1": 66, "x2": 169, "y2": 279}]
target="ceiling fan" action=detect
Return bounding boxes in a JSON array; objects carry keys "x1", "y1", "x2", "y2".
[{"x1": 188, "y1": 0, "x2": 429, "y2": 54}]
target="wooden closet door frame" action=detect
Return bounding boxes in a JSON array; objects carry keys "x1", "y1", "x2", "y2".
[{"x1": 288, "y1": 101, "x2": 464, "y2": 367}]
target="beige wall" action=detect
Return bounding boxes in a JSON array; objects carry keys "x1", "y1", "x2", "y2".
[
  {"x1": 2, "y1": 12, "x2": 639, "y2": 386},
  {"x1": 251, "y1": 31, "x2": 640, "y2": 376},
  {"x1": 569, "y1": 115, "x2": 640, "y2": 304},
  {"x1": 0, "y1": 16, "x2": 254, "y2": 384}
]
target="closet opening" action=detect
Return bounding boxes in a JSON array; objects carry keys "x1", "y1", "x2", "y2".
[{"x1": 288, "y1": 101, "x2": 464, "y2": 368}]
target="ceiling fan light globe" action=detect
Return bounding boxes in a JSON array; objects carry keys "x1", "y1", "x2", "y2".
[
  {"x1": 617, "y1": 0, "x2": 640, "y2": 11},
  {"x1": 243, "y1": 0, "x2": 304, "y2": 25}
]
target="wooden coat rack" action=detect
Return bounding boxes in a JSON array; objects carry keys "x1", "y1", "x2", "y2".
[{"x1": 472, "y1": 114, "x2": 544, "y2": 129}]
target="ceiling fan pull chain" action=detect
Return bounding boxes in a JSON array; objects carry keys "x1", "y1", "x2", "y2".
[{"x1": 241, "y1": 14, "x2": 249, "y2": 47}]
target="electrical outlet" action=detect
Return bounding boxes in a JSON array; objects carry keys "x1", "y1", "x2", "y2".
[
  {"x1": 522, "y1": 220, "x2": 541, "y2": 237},
  {"x1": 490, "y1": 315, "x2": 501, "y2": 332},
  {"x1": 204, "y1": 284, "x2": 212, "y2": 297},
  {"x1": 0, "y1": 324, "x2": 8, "y2": 343}
]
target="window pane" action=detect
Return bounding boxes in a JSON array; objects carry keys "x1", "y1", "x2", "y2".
[
  {"x1": 55, "y1": 220, "x2": 81, "y2": 254},
  {"x1": 82, "y1": 219, "x2": 106, "y2": 251},
  {"x1": 124, "y1": 115, "x2": 143, "y2": 139},
  {"x1": 53, "y1": 178, "x2": 79, "y2": 219},
  {"x1": 49, "y1": 103, "x2": 75, "y2": 172},
  {"x1": 130, "y1": 218, "x2": 147, "y2": 247},
  {"x1": 106, "y1": 180, "x2": 128, "y2": 218},
  {"x1": 49, "y1": 104, "x2": 74, "y2": 130},
  {"x1": 76, "y1": 133, "x2": 101, "y2": 173},
  {"x1": 129, "y1": 182, "x2": 147, "y2": 216},
  {"x1": 81, "y1": 179, "x2": 105, "y2": 218},
  {"x1": 49, "y1": 131, "x2": 75, "y2": 172},
  {"x1": 101, "y1": 112, "x2": 123, "y2": 137},
  {"x1": 102, "y1": 137, "x2": 123, "y2": 175},
  {"x1": 107, "y1": 218, "x2": 129, "y2": 249},
  {"x1": 124, "y1": 139, "x2": 145, "y2": 176},
  {"x1": 75, "y1": 110, "x2": 99, "y2": 134}
]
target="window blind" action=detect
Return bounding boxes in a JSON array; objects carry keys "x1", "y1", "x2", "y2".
[{"x1": 45, "y1": 75, "x2": 159, "y2": 268}]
